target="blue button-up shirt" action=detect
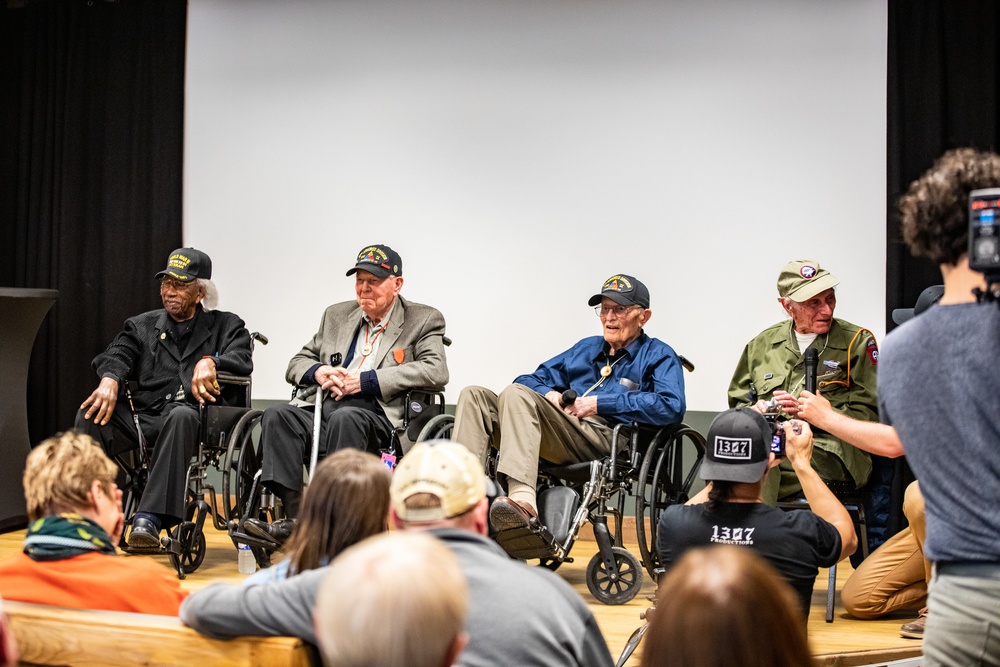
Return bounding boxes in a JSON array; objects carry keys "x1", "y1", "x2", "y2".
[{"x1": 513, "y1": 332, "x2": 686, "y2": 426}]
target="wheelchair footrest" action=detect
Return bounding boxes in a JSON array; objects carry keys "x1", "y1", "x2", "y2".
[{"x1": 494, "y1": 523, "x2": 563, "y2": 561}]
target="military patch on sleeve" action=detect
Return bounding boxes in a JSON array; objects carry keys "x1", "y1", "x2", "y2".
[{"x1": 866, "y1": 337, "x2": 879, "y2": 365}]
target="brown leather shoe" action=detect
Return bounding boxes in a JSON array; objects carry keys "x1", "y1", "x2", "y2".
[
  {"x1": 490, "y1": 496, "x2": 538, "y2": 531},
  {"x1": 899, "y1": 607, "x2": 928, "y2": 639}
]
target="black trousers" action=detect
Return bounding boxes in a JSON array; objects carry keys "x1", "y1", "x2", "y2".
[
  {"x1": 75, "y1": 401, "x2": 199, "y2": 524},
  {"x1": 259, "y1": 394, "x2": 393, "y2": 495}
]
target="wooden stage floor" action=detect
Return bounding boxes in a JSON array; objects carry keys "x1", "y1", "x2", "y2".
[{"x1": 0, "y1": 526, "x2": 923, "y2": 666}]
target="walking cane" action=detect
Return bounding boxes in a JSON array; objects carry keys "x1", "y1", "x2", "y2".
[{"x1": 307, "y1": 353, "x2": 342, "y2": 482}]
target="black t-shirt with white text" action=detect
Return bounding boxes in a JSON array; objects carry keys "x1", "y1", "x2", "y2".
[{"x1": 657, "y1": 502, "x2": 841, "y2": 619}]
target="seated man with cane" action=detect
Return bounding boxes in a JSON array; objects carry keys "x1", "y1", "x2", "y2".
[
  {"x1": 75, "y1": 248, "x2": 253, "y2": 548},
  {"x1": 245, "y1": 244, "x2": 449, "y2": 545},
  {"x1": 452, "y1": 274, "x2": 685, "y2": 529}
]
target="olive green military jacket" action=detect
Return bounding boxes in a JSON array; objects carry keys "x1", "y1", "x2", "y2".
[{"x1": 727, "y1": 318, "x2": 878, "y2": 488}]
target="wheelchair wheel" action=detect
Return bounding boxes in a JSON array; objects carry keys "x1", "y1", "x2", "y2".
[
  {"x1": 586, "y1": 546, "x2": 642, "y2": 605},
  {"x1": 169, "y1": 521, "x2": 207, "y2": 577},
  {"x1": 417, "y1": 413, "x2": 454, "y2": 442},
  {"x1": 221, "y1": 409, "x2": 263, "y2": 523},
  {"x1": 634, "y1": 424, "x2": 706, "y2": 578}
]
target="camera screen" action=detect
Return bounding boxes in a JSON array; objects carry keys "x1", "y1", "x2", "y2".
[
  {"x1": 770, "y1": 434, "x2": 784, "y2": 456},
  {"x1": 969, "y1": 188, "x2": 1000, "y2": 273}
]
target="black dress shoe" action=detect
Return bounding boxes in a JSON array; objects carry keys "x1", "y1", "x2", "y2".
[
  {"x1": 127, "y1": 517, "x2": 161, "y2": 549},
  {"x1": 244, "y1": 518, "x2": 296, "y2": 546}
]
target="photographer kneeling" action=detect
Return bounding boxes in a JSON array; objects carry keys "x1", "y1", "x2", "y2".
[{"x1": 656, "y1": 408, "x2": 857, "y2": 619}]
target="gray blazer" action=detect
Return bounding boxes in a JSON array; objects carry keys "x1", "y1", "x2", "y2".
[{"x1": 285, "y1": 296, "x2": 448, "y2": 435}]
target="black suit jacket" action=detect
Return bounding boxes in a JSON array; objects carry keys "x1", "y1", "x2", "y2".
[{"x1": 92, "y1": 306, "x2": 253, "y2": 413}]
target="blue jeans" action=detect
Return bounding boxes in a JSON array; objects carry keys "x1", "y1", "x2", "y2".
[{"x1": 925, "y1": 563, "x2": 1000, "y2": 666}]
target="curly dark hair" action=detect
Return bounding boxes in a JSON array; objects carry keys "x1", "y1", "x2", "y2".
[{"x1": 898, "y1": 148, "x2": 1000, "y2": 266}]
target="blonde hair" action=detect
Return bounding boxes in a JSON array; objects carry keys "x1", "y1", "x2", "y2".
[
  {"x1": 315, "y1": 532, "x2": 467, "y2": 667},
  {"x1": 641, "y1": 545, "x2": 814, "y2": 667},
  {"x1": 23, "y1": 432, "x2": 117, "y2": 520}
]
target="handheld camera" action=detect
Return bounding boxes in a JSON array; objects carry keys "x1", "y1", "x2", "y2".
[
  {"x1": 969, "y1": 189, "x2": 1000, "y2": 298},
  {"x1": 761, "y1": 399, "x2": 786, "y2": 457}
]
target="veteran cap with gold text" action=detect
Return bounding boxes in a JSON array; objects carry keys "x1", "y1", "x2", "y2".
[
  {"x1": 345, "y1": 244, "x2": 402, "y2": 279},
  {"x1": 587, "y1": 274, "x2": 650, "y2": 308},
  {"x1": 154, "y1": 248, "x2": 212, "y2": 282}
]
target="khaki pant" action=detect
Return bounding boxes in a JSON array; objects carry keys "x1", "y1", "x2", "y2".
[
  {"x1": 452, "y1": 384, "x2": 613, "y2": 492},
  {"x1": 842, "y1": 481, "x2": 930, "y2": 618}
]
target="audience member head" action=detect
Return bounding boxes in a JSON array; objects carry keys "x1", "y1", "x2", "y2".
[
  {"x1": 389, "y1": 439, "x2": 488, "y2": 535},
  {"x1": 640, "y1": 545, "x2": 814, "y2": 667},
  {"x1": 24, "y1": 432, "x2": 120, "y2": 532},
  {"x1": 699, "y1": 408, "x2": 774, "y2": 510},
  {"x1": 899, "y1": 148, "x2": 1000, "y2": 266},
  {"x1": 314, "y1": 531, "x2": 468, "y2": 667},
  {"x1": 283, "y1": 449, "x2": 391, "y2": 576},
  {"x1": 891, "y1": 284, "x2": 944, "y2": 325},
  {"x1": 776, "y1": 260, "x2": 839, "y2": 335}
]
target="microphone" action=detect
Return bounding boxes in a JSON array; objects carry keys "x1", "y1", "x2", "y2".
[
  {"x1": 559, "y1": 390, "x2": 577, "y2": 408},
  {"x1": 804, "y1": 348, "x2": 818, "y2": 394}
]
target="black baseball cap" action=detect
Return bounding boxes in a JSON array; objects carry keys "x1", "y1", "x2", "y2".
[
  {"x1": 891, "y1": 285, "x2": 944, "y2": 325},
  {"x1": 345, "y1": 244, "x2": 403, "y2": 279},
  {"x1": 154, "y1": 248, "x2": 212, "y2": 282},
  {"x1": 699, "y1": 408, "x2": 772, "y2": 484},
  {"x1": 587, "y1": 274, "x2": 650, "y2": 308}
]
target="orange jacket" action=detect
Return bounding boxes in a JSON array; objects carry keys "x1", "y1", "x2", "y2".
[{"x1": 0, "y1": 551, "x2": 186, "y2": 615}]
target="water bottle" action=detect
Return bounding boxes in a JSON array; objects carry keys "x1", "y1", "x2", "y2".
[{"x1": 237, "y1": 543, "x2": 256, "y2": 575}]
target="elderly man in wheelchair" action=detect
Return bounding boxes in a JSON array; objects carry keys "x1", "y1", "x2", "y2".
[
  {"x1": 75, "y1": 248, "x2": 253, "y2": 550},
  {"x1": 453, "y1": 274, "x2": 687, "y2": 536},
  {"x1": 242, "y1": 244, "x2": 449, "y2": 547}
]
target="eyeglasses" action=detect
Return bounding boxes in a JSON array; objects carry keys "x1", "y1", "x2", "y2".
[
  {"x1": 159, "y1": 277, "x2": 197, "y2": 292},
  {"x1": 595, "y1": 304, "x2": 639, "y2": 318}
]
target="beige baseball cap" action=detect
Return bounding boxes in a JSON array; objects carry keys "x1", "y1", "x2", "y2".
[
  {"x1": 776, "y1": 260, "x2": 840, "y2": 302},
  {"x1": 390, "y1": 440, "x2": 486, "y2": 522}
]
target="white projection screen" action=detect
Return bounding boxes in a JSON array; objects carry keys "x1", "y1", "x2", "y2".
[{"x1": 184, "y1": 0, "x2": 887, "y2": 412}]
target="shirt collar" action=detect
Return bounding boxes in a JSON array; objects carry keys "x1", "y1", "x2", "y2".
[
  {"x1": 363, "y1": 298, "x2": 396, "y2": 330},
  {"x1": 592, "y1": 330, "x2": 646, "y2": 363}
]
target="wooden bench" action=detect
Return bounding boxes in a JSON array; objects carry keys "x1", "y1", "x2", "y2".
[{"x1": 4, "y1": 601, "x2": 317, "y2": 667}]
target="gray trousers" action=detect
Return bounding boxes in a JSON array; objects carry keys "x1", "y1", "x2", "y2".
[
  {"x1": 924, "y1": 564, "x2": 1000, "y2": 666},
  {"x1": 452, "y1": 384, "x2": 613, "y2": 489}
]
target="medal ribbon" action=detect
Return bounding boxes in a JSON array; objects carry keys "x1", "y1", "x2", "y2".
[
  {"x1": 358, "y1": 318, "x2": 390, "y2": 367},
  {"x1": 580, "y1": 353, "x2": 626, "y2": 398}
]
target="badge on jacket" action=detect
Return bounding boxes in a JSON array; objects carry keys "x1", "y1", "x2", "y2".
[{"x1": 393, "y1": 348, "x2": 405, "y2": 364}]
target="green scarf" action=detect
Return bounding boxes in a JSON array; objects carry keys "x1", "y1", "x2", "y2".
[{"x1": 23, "y1": 513, "x2": 117, "y2": 562}]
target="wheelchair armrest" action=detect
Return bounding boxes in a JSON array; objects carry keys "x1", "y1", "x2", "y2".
[
  {"x1": 216, "y1": 372, "x2": 252, "y2": 409},
  {"x1": 216, "y1": 372, "x2": 251, "y2": 388}
]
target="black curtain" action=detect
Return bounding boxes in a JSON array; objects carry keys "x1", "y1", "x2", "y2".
[
  {"x1": 887, "y1": 0, "x2": 1000, "y2": 325},
  {"x1": 0, "y1": 0, "x2": 186, "y2": 445},
  {"x1": 884, "y1": 0, "x2": 1000, "y2": 534}
]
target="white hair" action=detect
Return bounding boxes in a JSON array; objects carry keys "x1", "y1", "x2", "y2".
[{"x1": 197, "y1": 278, "x2": 218, "y2": 311}]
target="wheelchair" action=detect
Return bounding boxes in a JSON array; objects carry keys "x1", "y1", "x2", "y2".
[
  {"x1": 226, "y1": 384, "x2": 450, "y2": 568},
  {"x1": 115, "y1": 332, "x2": 268, "y2": 578},
  {"x1": 417, "y1": 361, "x2": 706, "y2": 606}
]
